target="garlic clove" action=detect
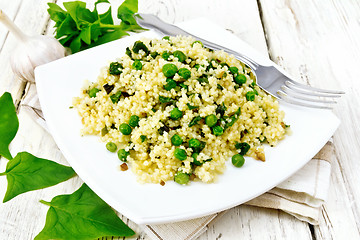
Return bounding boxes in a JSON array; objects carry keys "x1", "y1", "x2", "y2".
[
  {"x1": 10, "y1": 35, "x2": 66, "y2": 83},
  {"x1": 1, "y1": 9, "x2": 66, "y2": 83}
]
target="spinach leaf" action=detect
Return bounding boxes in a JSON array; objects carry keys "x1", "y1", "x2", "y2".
[
  {"x1": 35, "y1": 184, "x2": 135, "y2": 240},
  {"x1": 0, "y1": 92, "x2": 19, "y2": 160},
  {"x1": 0, "y1": 152, "x2": 76, "y2": 202}
]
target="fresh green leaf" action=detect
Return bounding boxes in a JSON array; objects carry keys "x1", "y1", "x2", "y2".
[
  {"x1": 117, "y1": 0, "x2": 138, "y2": 24},
  {"x1": 63, "y1": 1, "x2": 95, "y2": 29},
  {"x1": 69, "y1": 35, "x2": 82, "y2": 53},
  {"x1": 95, "y1": 0, "x2": 110, "y2": 4},
  {"x1": 98, "y1": 5, "x2": 113, "y2": 25},
  {"x1": 55, "y1": 14, "x2": 78, "y2": 38},
  {"x1": 47, "y1": 3, "x2": 67, "y2": 23},
  {"x1": 117, "y1": 0, "x2": 144, "y2": 32},
  {"x1": 0, "y1": 152, "x2": 76, "y2": 202},
  {"x1": 35, "y1": 184, "x2": 135, "y2": 240},
  {"x1": 90, "y1": 29, "x2": 129, "y2": 47},
  {"x1": 0, "y1": 92, "x2": 18, "y2": 160},
  {"x1": 79, "y1": 25, "x2": 92, "y2": 44}
]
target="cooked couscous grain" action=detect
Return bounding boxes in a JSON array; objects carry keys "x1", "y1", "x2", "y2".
[{"x1": 73, "y1": 36, "x2": 288, "y2": 184}]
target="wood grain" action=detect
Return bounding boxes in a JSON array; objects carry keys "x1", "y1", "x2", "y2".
[
  {"x1": 258, "y1": 0, "x2": 360, "y2": 239},
  {"x1": 0, "y1": 0, "x2": 359, "y2": 239}
]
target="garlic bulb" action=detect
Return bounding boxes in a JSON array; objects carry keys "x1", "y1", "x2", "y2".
[{"x1": 0, "y1": 9, "x2": 66, "y2": 83}]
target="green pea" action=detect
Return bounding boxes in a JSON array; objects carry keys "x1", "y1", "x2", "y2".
[
  {"x1": 235, "y1": 74, "x2": 247, "y2": 85},
  {"x1": 178, "y1": 68, "x2": 191, "y2": 80},
  {"x1": 188, "y1": 138, "x2": 201, "y2": 149},
  {"x1": 162, "y1": 36, "x2": 170, "y2": 41},
  {"x1": 129, "y1": 115, "x2": 140, "y2": 127},
  {"x1": 162, "y1": 63, "x2": 178, "y2": 78},
  {"x1": 246, "y1": 91, "x2": 256, "y2": 101},
  {"x1": 88, "y1": 88, "x2": 100, "y2": 98},
  {"x1": 174, "y1": 171, "x2": 190, "y2": 185},
  {"x1": 162, "y1": 51, "x2": 171, "y2": 60},
  {"x1": 171, "y1": 134, "x2": 183, "y2": 146},
  {"x1": 232, "y1": 154, "x2": 245, "y2": 167},
  {"x1": 212, "y1": 125, "x2": 224, "y2": 136},
  {"x1": 106, "y1": 142, "x2": 117, "y2": 152},
  {"x1": 205, "y1": 114, "x2": 217, "y2": 127},
  {"x1": 174, "y1": 148, "x2": 187, "y2": 161},
  {"x1": 173, "y1": 50, "x2": 186, "y2": 63},
  {"x1": 170, "y1": 108, "x2": 183, "y2": 120},
  {"x1": 119, "y1": 123, "x2": 132, "y2": 135},
  {"x1": 132, "y1": 59, "x2": 142, "y2": 70},
  {"x1": 229, "y1": 66, "x2": 238, "y2": 75},
  {"x1": 164, "y1": 78, "x2": 177, "y2": 91},
  {"x1": 117, "y1": 149, "x2": 130, "y2": 162}
]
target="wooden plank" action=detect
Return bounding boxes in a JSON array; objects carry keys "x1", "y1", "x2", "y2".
[
  {"x1": 0, "y1": 0, "x2": 55, "y2": 104},
  {"x1": 0, "y1": 0, "x2": 319, "y2": 239},
  {"x1": 201, "y1": 205, "x2": 312, "y2": 239},
  {"x1": 0, "y1": 0, "x2": 22, "y2": 49},
  {"x1": 258, "y1": 0, "x2": 360, "y2": 239}
]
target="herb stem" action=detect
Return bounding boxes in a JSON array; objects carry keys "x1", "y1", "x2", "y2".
[
  {"x1": 39, "y1": 199, "x2": 51, "y2": 206},
  {"x1": 99, "y1": 23, "x2": 123, "y2": 29}
]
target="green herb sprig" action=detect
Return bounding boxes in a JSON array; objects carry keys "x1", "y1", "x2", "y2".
[{"x1": 47, "y1": 0, "x2": 144, "y2": 53}]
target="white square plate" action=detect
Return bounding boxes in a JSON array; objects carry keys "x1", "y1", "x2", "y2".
[{"x1": 35, "y1": 19, "x2": 340, "y2": 225}]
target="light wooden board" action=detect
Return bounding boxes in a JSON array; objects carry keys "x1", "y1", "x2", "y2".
[
  {"x1": 258, "y1": 0, "x2": 360, "y2": 239},
  {"x1": 0, "y1": 0, "x2": 359, "y2": 239}
]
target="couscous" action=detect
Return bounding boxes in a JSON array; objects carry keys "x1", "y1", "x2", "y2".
[{"x1": 72, "y1": 36, "x2": 288, "y2": 184}]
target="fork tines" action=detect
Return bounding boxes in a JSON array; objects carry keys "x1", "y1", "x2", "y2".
[{"x1": 277, "y1": 81, "x2": 344, "y2": 109}]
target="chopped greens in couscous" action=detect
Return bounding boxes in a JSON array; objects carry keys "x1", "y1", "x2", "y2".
[{"x1": 72, "y1": 35, "x2": 288, "y2": 185}]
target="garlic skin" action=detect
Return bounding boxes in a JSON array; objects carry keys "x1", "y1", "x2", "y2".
[
  {"x1": 0, "y1": 9, "x2": 66, "y2": 83},
  {"x1": 10, "y1": 35, "x2": 66, "y2": 83}
]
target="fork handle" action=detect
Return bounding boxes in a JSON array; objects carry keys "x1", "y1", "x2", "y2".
[{"x1": 136, "y1": 13, "x2": 258, "y2": 70}]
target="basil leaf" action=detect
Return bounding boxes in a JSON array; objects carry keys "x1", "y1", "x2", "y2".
[
  {"x1": 90, "y1": 29, "x2": 129, "y2": 47},
  {"x1": 117, "y1": 0, "x2": 144, "y2": 31},
  {"x1": 35, "y1": 184, "x2": 135, "y2": 239},
  {"x1": 117, "y1": 0, "x2": 138, "y2": 24},
  {"x1": 0, "y1": 152, "x2": 76, "y2": 202},
  {"x1": 47, "y1": 3, "x2": 67, "y2": 23},
  {"x1": 0, "y1": 92, "x2": 19, "y2": 160},
  {"x1": 98, "y1": 4, "x2": 113, "y2": 25}
]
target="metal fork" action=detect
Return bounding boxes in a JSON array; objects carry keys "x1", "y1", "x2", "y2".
[{"x1": 135, "y1": 13, "x2": 344, "y2": 109}]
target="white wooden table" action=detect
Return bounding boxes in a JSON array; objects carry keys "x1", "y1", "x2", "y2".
[{"x1": 0, "y1": 0, "x2": 359, "y2": 239}]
